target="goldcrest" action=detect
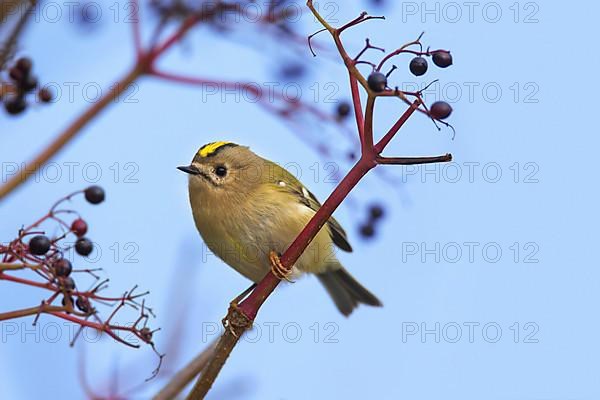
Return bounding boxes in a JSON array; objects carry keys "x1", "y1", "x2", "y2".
[{"x1": 178, "y1": 141, "x2": 381, "y2": 316}]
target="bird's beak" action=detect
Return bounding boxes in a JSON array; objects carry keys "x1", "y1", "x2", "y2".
[{"x1": 177, "y1": 165, "x2": 200, "y2": 175}]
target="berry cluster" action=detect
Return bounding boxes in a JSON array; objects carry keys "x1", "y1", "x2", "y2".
[
  {"x1": 21, "y1": 186, "x2": 104, "y2": 308},
  {"x1": 2, "y1": 57, "x2": 52, "y2": 116},
  {"x1": 408, "y1": 51, "x2": 453, "y2": 77},
  {"x1": 407, "y1": 51, "x2": 453, "y2": 120},
  {"x1": 0, "y1": 186, "x2": 161, "y2": 371},
  {"x1": 359, "y1": 204, "x2": 385, "y2": 239},
  {"x1": 367, "y1": 61, "x2": 453, "y2": 120},
  {"x1": 357, "y1": 37, "x2": 454, "y2": 124}
]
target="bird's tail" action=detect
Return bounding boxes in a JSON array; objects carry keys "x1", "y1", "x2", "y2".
[{"x1": 317, "y1": 266, "x2": 382, "y2": 316}]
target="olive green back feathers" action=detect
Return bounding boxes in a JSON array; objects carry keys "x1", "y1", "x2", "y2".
[{"x1": 263, "y1": 158, "x2": 353, "y2": 253}]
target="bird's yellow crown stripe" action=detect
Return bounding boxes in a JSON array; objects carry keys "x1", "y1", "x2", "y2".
[{"x1": 198, "y1": 141, "x2": 233, "y2": 157}]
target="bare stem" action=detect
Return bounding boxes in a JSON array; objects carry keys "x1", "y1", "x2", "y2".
[
  {"x1": 363, "y1": 96, "x2": 376, "y2": 154},
  {"x1": 0, "y1": 304, "x2": 64, "y2": 321},
  {"x1": 373, "y1": 100, "x2": 421, "y2": 153},
  {"x1": 186, "y1": 305, "x2": 252, "y2": 399},
  {"x1": 152, "y1": 339, "x2": 218, "y2": 400},
  {"x1": 349, "y1": 74, "x2": 365, "y2": 139}
]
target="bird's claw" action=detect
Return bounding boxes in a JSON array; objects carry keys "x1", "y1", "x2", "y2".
[{"x1": 269, "y1": 251, "x2": 294, "y2": 283}]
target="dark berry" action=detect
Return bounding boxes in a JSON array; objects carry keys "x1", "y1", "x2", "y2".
[
  {"x1": 369, "y1": 204, "x2": 385, "y2": 220},
  {"x1": 21, "y1": 75, "x2": 38, "y2": 92},
  {"x1": 429, "y1": 101, "x2": 453, "y2": 120},
  {"x1": 38, "y1": 88, "x2": 53, "y2": 103},
  {"x1": 432, "y1": 51, "x2": 453, "y2": 68},
  {"x1": 62, "y1": 277, "x2": 76, "y2": 291},
  {"x1": 62, "y1": 295, "x2": 74, "y2": 307},
  {"x1": 8, "y1": 66, "x2": 24, "y2": 82},
  {"x1": 4, "y1": 95, "x2": 26, "y2": 115},
  {"x1": 336, "y1": 102, "x2": 351, "y2": 119},
  {"x1": 75, "y1": 238, "x2": 93, "y2": 256},
  {"x1": 409, "y1": 57, "x2": 428, "y2": 76},
  {"x1": 367, "y1": 72, "x2": 387, "y2": 92},
  {"x1": 75, "y1": 297, "x2": 92, "y2": 314},
  {"x1": 280, "y1": 63, "x2": 305, "y2": 79},
  {"x1": 53, "y1": 258, "x2": 72, "y2": 277},
  {"x1": 84, "y1": 185, "x2": 105, "y2": 204},
  {"x1": 359, "y1": 223, "x2": 375, "y2": 238},
  {"x1": 71, "y1": 218, "x2": 88, "y2": 237},
  {"x1": 29, "y1": 235, "x2": 51, "y2": 255},
  {"x1": 15, "y1": 57, "x2": 33, "y2": 74}
]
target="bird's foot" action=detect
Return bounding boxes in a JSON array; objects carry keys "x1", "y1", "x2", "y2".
[
  {"x1": 221, "y1": 283, "x2": 257, "y2": 338},
  {"x1": 269, "y1": 251, "x2": 294, "y2": 283},
  {"x1": 223, "y1": 283, "x2": 257, "y2": 337}
]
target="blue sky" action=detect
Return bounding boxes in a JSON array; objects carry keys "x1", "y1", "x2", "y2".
[{"x1": 1, "y1": 1, "x2": 599, "y2": 399}]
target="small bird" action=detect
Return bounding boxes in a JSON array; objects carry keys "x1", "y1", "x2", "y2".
[{"x1": 178, "y1": 141, "x2": 382, "y2": 316}]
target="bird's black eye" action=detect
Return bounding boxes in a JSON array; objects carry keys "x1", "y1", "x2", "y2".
[{"x1": 215, "y1": 165, "x2": 227, "y2": 177}]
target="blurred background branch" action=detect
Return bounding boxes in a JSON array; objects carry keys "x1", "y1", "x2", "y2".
[{"x1": 0, "y1": 0, "x2": 36, "y2": 69}]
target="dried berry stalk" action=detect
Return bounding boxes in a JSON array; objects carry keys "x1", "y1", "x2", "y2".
[{"x1": 184, "y1": 3, "x2": 454, "y2": 399}]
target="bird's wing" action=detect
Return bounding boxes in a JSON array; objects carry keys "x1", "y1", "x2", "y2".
[{"x1": 267, "y1": 161, "x2": 353, "y2": 252}]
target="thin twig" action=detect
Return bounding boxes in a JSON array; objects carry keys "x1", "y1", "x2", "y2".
[
  {"x1": 152, "y1": 341, "x2": 218, "y2": 399},
  {"x1": 376, "y1": 154, "x2": 452, "y2": 165}
]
